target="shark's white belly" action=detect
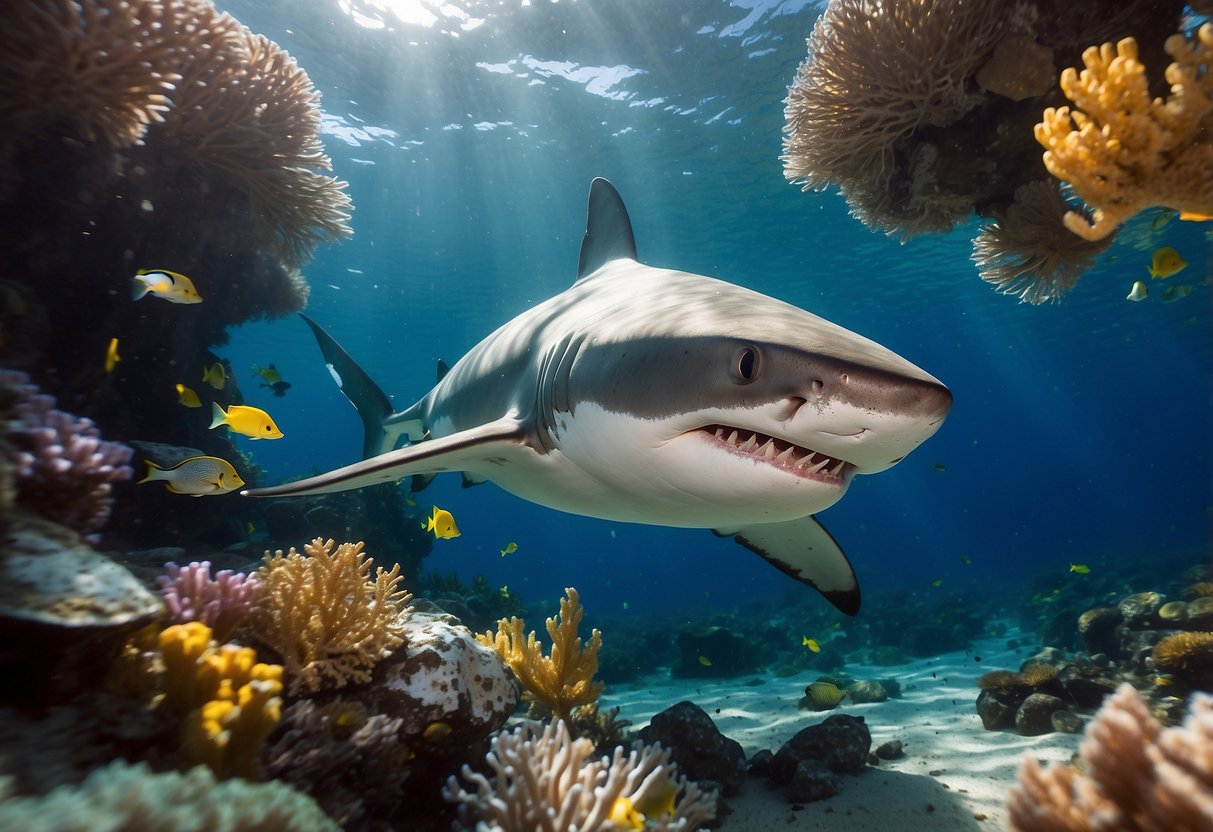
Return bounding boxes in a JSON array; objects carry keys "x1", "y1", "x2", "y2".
[{"x1": 463, "y1": 403, "x2": 851, "y2": 529}]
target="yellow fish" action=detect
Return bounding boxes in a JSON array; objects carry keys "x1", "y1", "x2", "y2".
[
  {"x1": 930, "y1": 578, "x2": 943, "y2": 588},
  {"x1": 131, "y1": 269, "x2": 202, "y2": 304},
  {"x1": 960, "y1": 555, "x2": 972, "y2": 565},
  {"x1": 202, "y1": 361, "x2": 227, "y2": 390},
  {"x1": 209, "y1": 402, "x2": 283, "y2": 440},
  {"x1": 500, "y1": 541, "x2": 518, "y2": 557},
  {"x1": 608, "y1": 797, "x2": 645, "y2": 830},
  {"x1": 633, "y1": 780, "x2": 676, "y2": 818},
  {"x1": 499, "y1": 585, "x2": 511, "y2": 600},
  {"x1": 422, "y1": 721, "x2": 452, "y2": 742},
  {"x1": 176, "y1": 383, "x2": 202, "y2": 408},
  {"x1": 104, "y1": 337, "x2": 120, "y2": 373},
  {"x1": 1069, "y1": 563, "x2": 1090, "y2": 574},
  {"x1": 137, "y1": 456, "x2": 245, "y2": 496},
  {"x1": 698, "y1": 655, "x2": 712, "y2": 667},
  {"x1": 1151, "y1": 210, "x2": 1176, "y2": 230},
  {"x1": 251, "y1": 363, "x2": 282, "y2": 384},
  {"x1": 423, "y1": 505, "x2": 460, "y2": 539},
  {"x1": 1178, "y1": 211, "x2": 1213, "y2": 222},
  {"x1": 246, "y1": 521, "x2": 256, "y2": 534},
  {"x1": 1148, "y1": 246, "x2": 1187, "y2": 279},
  {"x1": 802, "y1": 636, "x2": 821, "y2": 653},
  {"x1": 806, "y1": 681, "x2": 847, "y2": 708},
  {"x1": 1126, "y1": 280, "x2": 1148, "y2": 301}
]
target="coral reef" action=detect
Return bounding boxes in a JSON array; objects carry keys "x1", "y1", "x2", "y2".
[
  {"x1": 1036, "y1": 24, "x2": 1213, "y2": 242},
  {"x1": 478, "y1": 586, "x2": 603, "y2": 723},
  {"x1": 0, "y1": 760, "x2": 338, "y2": 831},
  {"x1": 972, "y1": 180, "x2": 1114, "y2": 303},
  {"x1": 4, "y1": 369, "x2": 132, "y2": 538},
  {"x1": 1, "y1": 0, "x2": 351, "y2": 266},
  {"x1": 159, "y1": 622, "x2": 284, "y2": 779},
  {"x1": 0, "y1": 0, "x2": 352, "y2": 521},
  {"x1": 782, "y1": 0, "x2": 1187, "y2": 299},
  {"x1": 1007, "y1": 683, "x2": 1213, "y2": 831},
  {"x1": 248, "y1": 539, "x2": 411, "y2": 694},
  {"x1": 444, "y1": 719, "x2": 717, "y2": 832},
  {"x1": 157, "y1": 561, "x2": 261, "y2": 643}
]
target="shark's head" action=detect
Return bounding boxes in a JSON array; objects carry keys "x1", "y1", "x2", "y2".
[{"x1": 540, "y1": 180, "x2": 952, "y2": 528}]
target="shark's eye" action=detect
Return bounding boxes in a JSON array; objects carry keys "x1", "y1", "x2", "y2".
[{"x1": 732, "y1": 346, "x2": 760, "y2": 384}]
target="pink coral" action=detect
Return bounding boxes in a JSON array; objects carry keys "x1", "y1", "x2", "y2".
[
  {"x1": 3, "y1": 369, "x2": 132, "y2": 538},
  {"x1": 157, "y1": 561, "x2": 262, "y2": 643}
]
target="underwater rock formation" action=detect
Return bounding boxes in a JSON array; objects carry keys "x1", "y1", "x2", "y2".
[
  {"x1": 782, "y1": 0, "x2": 1188, "y2": 302},
  {"x1": 350, "y1": 605, "x2": 521, "y2": 748},
  {"x1": 0, "y1": 509, "x2": 162, "y2": 704},
  {"x1": 637, "y1": 700, "x2": 747, "y2": 796}
]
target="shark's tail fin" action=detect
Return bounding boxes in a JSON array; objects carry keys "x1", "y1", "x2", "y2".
[{"x1": 299, "y1": 312, "x2": 421, "y2": 458}]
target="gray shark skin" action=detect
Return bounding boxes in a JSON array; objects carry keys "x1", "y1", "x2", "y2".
[{"x1": 244, "y1": 178, "x2": 952, "y2": 615}]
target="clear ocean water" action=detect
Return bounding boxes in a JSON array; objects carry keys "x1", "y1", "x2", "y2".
[{"x1": 217, "y1": 0, "x2": 1211, "y2": 618}]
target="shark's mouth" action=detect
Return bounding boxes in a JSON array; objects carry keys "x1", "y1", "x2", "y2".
[{"x1": 699, "y1": 424, "x2": 852, "y2": 483}]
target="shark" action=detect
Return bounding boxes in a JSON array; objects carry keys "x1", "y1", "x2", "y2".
[{"x1": 244, "y1": 178, "x2": 952, "y2": 614}]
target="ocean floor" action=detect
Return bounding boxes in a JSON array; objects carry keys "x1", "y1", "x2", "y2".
[{"x1": 604, "y1": 628, "x2": 1081, "y2": 831}]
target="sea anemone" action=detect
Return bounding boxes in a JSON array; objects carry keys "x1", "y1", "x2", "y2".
[
  {"x1": 978, "y1": 669, "x2": 1023, "y2": 690},
  {"x1": 783, "y1": 0, "x2": 1016, "y2": 236},
  {"x1": 972, "y1": 179, "x2": 1114, "y2": 303},
  {"x1": 1019, "y1": 663, "x2": 1059, "y2": 687},
  {"x1": 1152, "y1": 632, "x2": 1213, "y2": 674}
]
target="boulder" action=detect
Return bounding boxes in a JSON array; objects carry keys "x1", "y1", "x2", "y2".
[
  {"x1": 637, "y1": 700, "x2": 746, "y2": 795},
  {"x1": 770, "y1": 714, "x2": 870, "y2": 783}
]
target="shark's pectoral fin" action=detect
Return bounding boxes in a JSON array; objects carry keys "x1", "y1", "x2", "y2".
[
  {"x1": 714, "y1": 516, "x2": 860, "y2": 616},
  {"x1": 243, "y1": 418, "x2": 529, "y2": 498}
]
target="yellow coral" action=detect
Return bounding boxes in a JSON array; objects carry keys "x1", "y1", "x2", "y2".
[
  {"x1": 183, "y1": 671, "x2": 283, "y2": 780},
  {"x1": 478, "y1": 587, "x2": 604, "y2": 723},
  {"x1": 158, "y1": 622, "x2": 284, "y2": 779},
  {"x1": 1036, "y1": 24, "x2": 1213, "y2": 241},
  {"x1": 249, "y1": 539, "x2": 411, "y2": 695}
]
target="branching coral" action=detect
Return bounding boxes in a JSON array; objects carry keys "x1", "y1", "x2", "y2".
[
  {"x1": 159, "y1": 621, "x2": 284, "y2": 779},
  {"x1": 1007, "y1": 683, "x2": 1213, "y2": 831},
  {"x1": 782, "y1": 0, "x2": 1022, "y2": 235},
  {"x1": 157, "y1": 561, "x2": 261, "y2": 643},
  {"x1": 3, "y1": 369, "x2": 132, "y2": 538},
  {"x1": 0, "y1": 760, "x2": 339, "y2": 831},
  {"x1": 972, "y1": 180, "x2": 1115, "y2": 303},
  {"x1": 444, "y1": 719, "x2": 717, "y2": 832},
  {"x1": 1035, "y1": 24, "x2": 1213, "y2": 241},
  {"x1": 248, "y1": 539, "x2": 411, "y2": 695},
  {"x1": 478, "y1": 587, "x2": 603, "y2": 723}
]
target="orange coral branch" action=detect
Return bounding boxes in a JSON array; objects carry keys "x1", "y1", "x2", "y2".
[
  {"x1": 478, "y1": 587, "x2": 604, "y2": 723},
  {"x1": 249, "y1": 539, "x2": 411, "y2": 695},
  {"x1": 1035, "y1": 24, "x2": 1213, "y2": 241}
]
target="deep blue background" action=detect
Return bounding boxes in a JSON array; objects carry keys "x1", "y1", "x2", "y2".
[{"x1": 214, "y1": 0, "x2": 1212, "y2": 618}]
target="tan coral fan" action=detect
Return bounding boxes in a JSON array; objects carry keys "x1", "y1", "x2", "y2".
[
  {"x1": 249, "y1": 539, "x2": 411, "y2": 695},
  {"x1": 1035, "y1": 24, "x2": 1213, "y2": 241},
  {"x1": 477, "y1": 586, "x2": 603, "y2": 723}
]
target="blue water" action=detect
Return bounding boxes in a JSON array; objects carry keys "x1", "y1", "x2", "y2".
[{"x1": 216, "y1": 0, "x2": 1211, "y2": 618}]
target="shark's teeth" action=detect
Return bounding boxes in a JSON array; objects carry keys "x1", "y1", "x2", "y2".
[{"x1": 700, "y1": 424, "x2": 849, "y2": 482}]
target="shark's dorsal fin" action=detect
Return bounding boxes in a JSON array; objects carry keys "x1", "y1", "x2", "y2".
[
  {"x1": 577, "y1": 177, "x2": 638, "y2": 280},
  {"x1": 436, "y1": 359, "x2": 450, "y2": 382}
]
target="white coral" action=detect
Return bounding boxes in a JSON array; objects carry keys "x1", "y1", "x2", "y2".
[{"x1": 445, "y1": 719, "x2": 716, "y2": 832}]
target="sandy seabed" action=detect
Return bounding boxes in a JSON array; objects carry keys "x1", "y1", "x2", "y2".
[{"x1": 604, "y1": 629, "x2": 1080, "y2": 831}]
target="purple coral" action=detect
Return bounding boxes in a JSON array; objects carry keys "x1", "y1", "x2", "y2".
[
  {"x1": 157, "y1": 561, "x2": 262, "y2": 642},
  {"x1": 3, "y1": 369, "x2": 133, "y2": 539}
]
